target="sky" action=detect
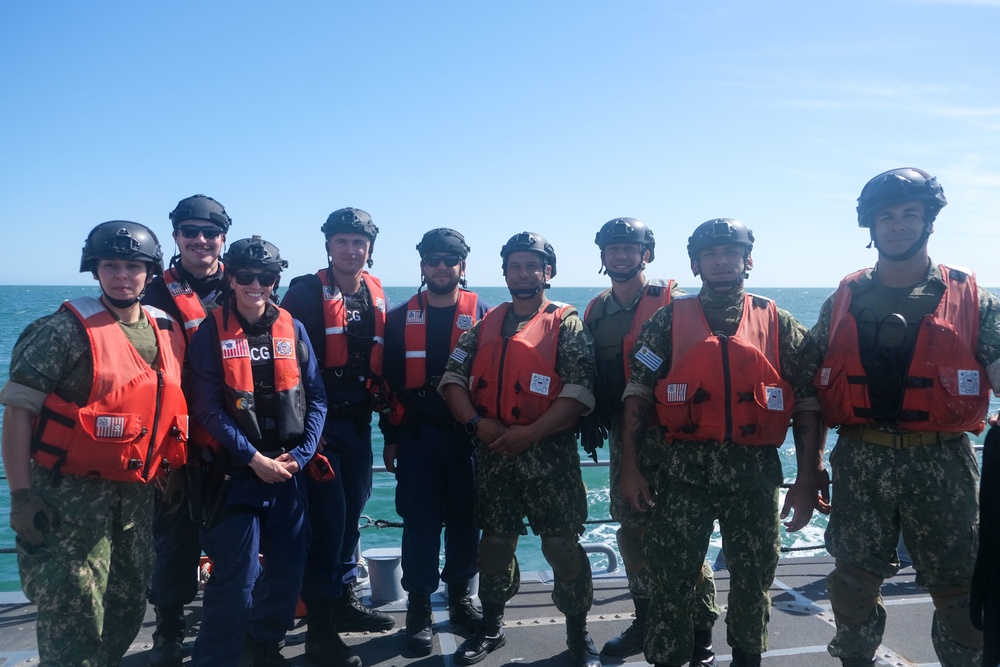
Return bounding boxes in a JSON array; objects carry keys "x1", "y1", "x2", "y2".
[{"x1": 2, "y1": 1, "x2": 999, "y2": 288}]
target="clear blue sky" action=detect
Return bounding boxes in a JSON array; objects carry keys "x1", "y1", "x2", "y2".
[{"x1": 2, "y1": 1, "x2": 998, "y2": 288}]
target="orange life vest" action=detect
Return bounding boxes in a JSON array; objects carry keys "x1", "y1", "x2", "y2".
[
  {"x1": 584, "y1": 281, "x2": 673, "y2": 381},
  {"x1": 403, "y1": 290, "x2": 481, "y2": 390},
  {"x1": 163, "y1": 266, "x2": 211, "y2": 342},
  {"x1": 317, "y1": 270, "x2": 386, "y2": 377},
  {"x1": 211, "y1": 307, "x2": 306, "y2": 447},
  {"x1": 469, "y1": 301, "x2": 568, "y2": 426},
  {"x1": 815, "y1": 265, "x2": 988, "y2": 433},
  {"x1": 654, "y1": 294, "x2": 794, "y2": 446},
  {"x1": 31, "y1": 298, "x2": 189, "y2": 482}
]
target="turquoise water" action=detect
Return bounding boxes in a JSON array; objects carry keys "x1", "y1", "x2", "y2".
[{"x1": 2, "y1": 284, "x2": 996, "y2": 592}]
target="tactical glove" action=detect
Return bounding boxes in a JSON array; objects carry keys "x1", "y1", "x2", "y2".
[
  {"x1": 579, "y1": 413, "x2": 609, "y2": 464},
  {"x1": 10, "y1": 488, "x2": 56, "y2": 546}
]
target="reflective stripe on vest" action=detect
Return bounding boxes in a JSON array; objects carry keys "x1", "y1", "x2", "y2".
[
  {"x1": 317, "y1": 270, "x2": 386, "y2": 376},
  {"x1": 403, "y1": 290, "x2": 480, "y2": 390}
]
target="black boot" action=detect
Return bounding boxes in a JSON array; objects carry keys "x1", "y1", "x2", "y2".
[
  {"x1": 840, "y1": 658, "x2": 876, "y2": 666},
  {"x1": 405, "y1": 593, "x2": 434, "y2": 655},
  {"x1": 454, "y1": 601, "x2": 506, "y2": 665},
  {"x1": 251, "y1": 640, "x2": 289, "y2": 667},
  {"x1": 730, "y1": 647, "x2": 761, "y2": 667},
  {"x1": 565, "y1": 613, "x2": 601, "y2": 667},
  {"x1": 690, "y1": 627, "x2": 716, "y2": 667},
  {"x1": 332, "y1": 583, "x2": 395, "y2": 632},
  {"x1": 448, "y1": 579, "x2": 483, "y2": 632},
  {"x1": 148, "y1": 605, "x2": 185, "y2": 667},
  {"x1": 600, "y1": 597, "x2": 647, "y2": 657},
  {"x1": 305, "y1": 600, "x2": 363, "y2": 667}
]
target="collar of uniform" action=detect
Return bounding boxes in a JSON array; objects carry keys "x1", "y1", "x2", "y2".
[
  {"x1": 859, "y1": 258, "x2": 943, "y2": 294},
  {"x1": 698, "y1": 285, "x2": 745, "y2": 309},
  {"x1": 605, "y1": 277, "x2": 650, "y2": 316}
]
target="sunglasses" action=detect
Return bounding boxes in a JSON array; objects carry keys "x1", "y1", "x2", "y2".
[
  {"x1": 422, "y1": 254, "x2": 461, "y2": 268},
  {"x1": 233, "y1": 271, "x2": 278, "y2": 287},
  {"x1": 178, "y1": 225, "x2": 223, "y2": 240}
]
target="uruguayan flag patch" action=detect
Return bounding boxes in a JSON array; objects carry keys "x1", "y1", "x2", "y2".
[
  {"x1": 634, "y1": 345, "x2": 663, "y2": 372},
  {"x1": 449, "y1": 347, "x2": 468, "y2": 364}
]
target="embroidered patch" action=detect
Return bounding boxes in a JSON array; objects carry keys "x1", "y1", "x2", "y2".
[
  {"x1": 529, "y1": 373, "x2": 551, "y2": 395},
  {"x1": 666, "y1": 383, "x2": 687, "y2": 403},
  {"x1": 375, "y1": 297, "x2": 386, "y2": 313},
  {"x1": 818, "y1": 367, "x2": 832, "y2": 386},
  {"x1": 406, "y1": 310, "x2": 424, "y2": 325},
  {"x1": 322, "y1": 285, "x2": 341, "y2": 300},
  {"x1": 221, "y1": 339, "x2": 250, "y2": 359},
  {"x1": 456, "y1": 314, "x2": 474, "y2": 330},
  {"x1": 95, "y1": 415, "x2": 125, "y2": 439},
  {"x1": 958, "y1": 370, "x2": 980, "y2": 396},
  {"x1": 765, "y1": 386, "x2": 785, "y2": 411},
  {"x1": 166, "y1": 281, "x2": 191, "y2": 296},
  {"x1": 449, "y1": 347, "x2": 468, "y2": 364},
  {"x1": 273, "y1": 338, "x2": 295, "y2": 358},
  {"x1": 634, "y1": 345, "x2": 663, "y2": 372}
]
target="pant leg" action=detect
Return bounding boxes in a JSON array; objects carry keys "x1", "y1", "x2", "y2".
[
  {"x1": 301, "y1": 463, "x2": 345, "y2": 606},
  {"x1": 148, "y1": 481, "x2": 202, "y2": 609},
  {"x1": 396, "y1": 426, "x2": 447, "y2": 594},
  {"x1": 439, "y1": 427, "x2": 479, "y2": 587},
  {"x1": 474, "y1": 448, "x2": 526, "y2": 606},
  {"x1": 335, "y1": 422, "x2": 374, "y2": 585}
]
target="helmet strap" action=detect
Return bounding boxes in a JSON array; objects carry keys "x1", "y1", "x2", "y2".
[
  {"x1": 606, "y1": 261, "x2": 645, "y2": 283},
  {"x1": 869, "y1": 224, "x2": 931, "y2": 262},
  {"x1": 101, "y1": 290, "x2": 142, "y2": 309}
]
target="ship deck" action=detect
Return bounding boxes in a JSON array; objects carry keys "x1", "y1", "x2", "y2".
[{"x1": 0, "y1": 554, "x2": 942, "y2": 667}]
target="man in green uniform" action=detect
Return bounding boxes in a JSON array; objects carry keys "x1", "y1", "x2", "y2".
[
  {"x1": 1, "y1": 221, "x2": 188, "y2": 666},
  {"x1": 619, "y1": 219, "x2": 826, "y2": 667},
  {"x1": 440, "y1": 232, "x2": 600, "y2": 667},
  {"x1": 812, "y1": 168, "x2": 1000, "y2": 667},
  {"x1": 583, "y1": 217, "x2": 718, "y2": 665}
]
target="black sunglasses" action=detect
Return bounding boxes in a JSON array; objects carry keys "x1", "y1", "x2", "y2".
[
  {"x1": 422, "y1": 254, "x2": 461, "y2": 268},
  {"x1": 233, "y1": 271, "x2": 278, "y2": 287},
  {"x1": 178, "y1": 225, "x2": 223, "y2": 240}
]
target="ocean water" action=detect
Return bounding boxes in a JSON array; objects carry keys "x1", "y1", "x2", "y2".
[{"x1": 1, "y1": 283, "x2": 997, "y2": 593}]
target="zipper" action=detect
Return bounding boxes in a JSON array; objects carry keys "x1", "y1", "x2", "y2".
[
  {"x1": 718, "y1": 334, "x2": 732, "y2": 443},
  {"x1": 142, "y1": 370, "x2": 165, "y2": 481},
  {"x1": 496, "y1": 338, "x2": 510, "y2": 419}
]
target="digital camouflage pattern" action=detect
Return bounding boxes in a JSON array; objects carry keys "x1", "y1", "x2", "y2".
[
  {"x1": 4, "y1": 310, "x2": 95, "y2": 408},
  {"x1": 19, "y1": 464, "x2": 155, "y2": 667},
  {"x1": 441, "y1": 300, "x2": 596, "y2": 614},
  {"x1": 623, "y1": 287, "x2": 820, "y2": 665},
  {"x1": 812, "y1": 262, "x2": 997, "y2": 666}
]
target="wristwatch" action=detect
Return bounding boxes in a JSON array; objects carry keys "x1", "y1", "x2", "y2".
[{"x1": 465, "y1": 414, "x2": 482, "y2": 435}]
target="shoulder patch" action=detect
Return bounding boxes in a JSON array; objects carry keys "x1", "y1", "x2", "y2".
[
  {"x1": 449, "y1": 347, "x2": 468, "y2": 364},
  {"x1": 634, "y1": 345, "x2": 663, "y2": 372},
  {"x1": 273, "y1": 338, "x2": 295, "y2": 358}
]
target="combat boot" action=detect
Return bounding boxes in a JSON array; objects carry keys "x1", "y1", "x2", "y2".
[
  {"x1": 690, "y1": 627, "x2": 716, "y2": 666},
  {"x1": 730, "y1": 646, "x2": 761, "y2": 667},
  {"x1": 600, "y1": 597, "x2": 647, "y2": 657},
  {"x1": 251, "y1": 640, "x2": 289, "y2": 667},
  {"x1": 305, "y1": 600, "x2": 363, "y2": 667},
  {"x1": 148, "y1": 605, "x2": 185, "y2": 667},
  {"x1": 405, "y1": 593, "x2": 434, "y2": 655},
  {"x1": 840, "y1": 658, "x2": 876, "y2": 666},
  {"x1": 454, "y1": 601, "x2": 506, "y2": 665},
  {"x1": 565, "y1": 613, "x2": 601, "y2": 667},
  {"x1": 332, "y1": 582, "x2": 395, "y2": 632},
  {"x1": 448, "y1": 579, "x2": 483, "y2": 632}
]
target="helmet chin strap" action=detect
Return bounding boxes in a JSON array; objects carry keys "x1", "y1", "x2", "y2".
[
  {"x1": 604, "y1": 261, "x2": 645, "y2": 283},
  {"x1": 101, "y1": 289, "x2": 144, "y2": 310},
  {"x1": 870, "y1": 225, "x2": 931, "y2": 262},
  {"x1": 694, "y1": 259, "x2": 747, "y2": 291},
  {"x1": 509, "y1": 281, "x2": 549, "y2": 300}
]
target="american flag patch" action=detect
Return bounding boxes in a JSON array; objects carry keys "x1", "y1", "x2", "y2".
[
  {"x1": 634, "y1": 345, "x2": 663, "y2": 371},
  {"x1": 221, "y1": 339, "x2": 250, "y2": 359},
  {"x1": 406, "y1": 310, "x2": 424, "y2": 325},
  {"x1": 449, "y1": 347, "x2": 468, "y2": 364},
  {"x1": 323, "y1": 286, "x2": 341, "y2": 300},
  {"x1": 95, "y1": 415, "x2": 125, "y2": 439},
  {"x1": 273, "y1": 338, "x2": 295, "y2": 358},
  {"x1": 666, "y1": 383, "x2": 687, "y2": 403},
  {"x1": 166, "y1": 281, "x2": 191, "y2": 296}
]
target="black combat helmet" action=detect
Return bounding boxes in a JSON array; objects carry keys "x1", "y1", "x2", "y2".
[
  {"x1": 686, "y1": 218, "x2": 754, "y2": 261},
  {"x1": 224, "y1": 235, "x2": 288, "y2": 272},
  {"x1": 416, "y1": 228, "x2": 471, "y2": 259},
  {"x1": 80, "y1": 221, "x2": 164, "y2": 276},
  {"x1": 500, "y1": 231, "x2": 557, "y2": 278},
  {"x1": 594, "y1": 217, "x2": 655, "y2": 262},
  {"x1": 856, "y1": 168, "x2": 947, "y2": 228},
  {"x1": 169, "y1": 194, "x2": 232, "y2": 231},
  {"x1": 322, "y1": 207, "x2": 378, "y2": 267}
]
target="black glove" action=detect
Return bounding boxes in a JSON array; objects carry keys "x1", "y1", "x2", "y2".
[
  {"x1": 10, "y1": 488, "x2": 56, "y2": 546},
  {"x1": 579, "y1": 413, "x2": 608, "y2": 464},
  {"x1": 159, "y1": 467, "x2": 187, "y2": 517}
]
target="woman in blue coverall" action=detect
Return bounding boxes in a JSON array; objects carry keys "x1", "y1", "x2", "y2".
[{"x1": 187, "y1": 236, "x2": 327, "y2": 667}]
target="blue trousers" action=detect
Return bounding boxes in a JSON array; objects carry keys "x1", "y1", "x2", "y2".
[
  {"x1": 192, "y1": 472, "x2": 309, "y2": 667},
  {"x1": 302, "y1": 420, "x2": 373, "y2": 604},
  {"x1": 396, "y1": 422, "x2": 479, "y2": 594},
  {"x1": 148, "y1": 484, "x2": 202, "y2": 609}
]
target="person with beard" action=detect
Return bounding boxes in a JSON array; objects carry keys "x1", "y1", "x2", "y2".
[
  {"x1": 619, "y1": 219, "x2": 826, "y2": 667},
  {"x1": 583, "y1": 218, "x2": 718, "y2": 665},
  {"x1": 280, "y1": 208, "x2": 392, "y2": 667},
  {"x1": 186, "y1": 236, "x2": 327, "y2": 667},
  {"x1": 1, "y1": 221, "x2": 188, "y2": 666},
  {"x1": 379, "y1": 228, "x2": 490, "y2": 655},
  {"x1": 440, "y1": 232, "x2": 600, "y2": 667},
  {"x1": 141, "y1": 193, "x2": 231, "y2": 666},
  {"x1": 811, "y1": 168, "x2": 1000, "y2": 667}
]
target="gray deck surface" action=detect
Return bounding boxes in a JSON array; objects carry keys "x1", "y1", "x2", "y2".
[{"x1": 0, "y1": 555, "x2": 942, "y2": 667}]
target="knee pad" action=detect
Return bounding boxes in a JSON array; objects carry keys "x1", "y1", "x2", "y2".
[
  {"x1": 541, "y1": 534, "x2": 582, "y2": 581},
  {"x1": 827, "y1": 563, "x2": 883, "y2": 626},
  {"x1": 478, "y1": 532, "x2": 517, "y2": 576},
  {"x1": 930, "y1": 587, "x2": 984, "y2": 649},
  {"x1": 615, "y1": 526, "x2": 647, "y2": 573}
]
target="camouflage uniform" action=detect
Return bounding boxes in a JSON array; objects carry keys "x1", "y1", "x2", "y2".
[
  {"x1": 624, "y1": 287, "x2": 821, "y2": 665},
  {"x1": 585, "y1": 280, "x2": 719, "y2": 620},
  {"x1": 0, "y1": 308, "x2": 161, "y2": 667},
  {"x1": 439, "y1": 300, "x2": 596, "y2": 615},
  {"x1": 812, "y1": 264, "x2": 1000, "y2": 666}
]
